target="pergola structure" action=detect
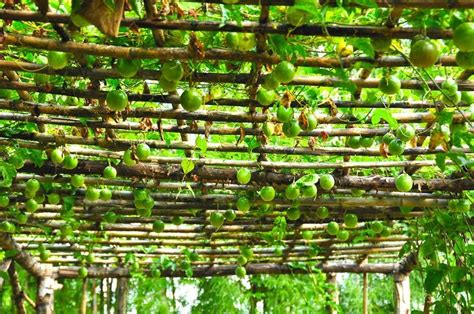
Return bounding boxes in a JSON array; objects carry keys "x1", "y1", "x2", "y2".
[{"x1": 0, "y1": 0, "x2": 472, "y2": 313}]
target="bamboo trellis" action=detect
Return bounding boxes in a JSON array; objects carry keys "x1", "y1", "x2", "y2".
[{"x1": 0, "y1": 1, "x2": 473, "y2": 312}]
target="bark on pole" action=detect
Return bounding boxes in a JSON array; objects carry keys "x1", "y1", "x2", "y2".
[
  {"x1": 394, "y1": 273, "x2": 411, "y2": 314},
  {"x1": 115, "y1": 278, "x2": 129, "y2": 314},
  {"x1": 36, "y1": 265, "x2": 57, "y2": 314}
]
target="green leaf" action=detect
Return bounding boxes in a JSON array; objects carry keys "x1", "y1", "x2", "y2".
[
  {"x1": 244, "y1": 137, "x2": 260, "y2": 155},
  {"x1": 62, "y1": 196, "x2": 76, "y2": 213},
  {"x1": 424, "y1": 268, "x2": 444, "y2": 294},
  {"x1": 0, "y1": 161, "x2": 16, "y2": 188},
  {"x1": 435, "y1": 153, "x2": 446, "y2": 171},
  {"x1": 296, "y1": 174, "x2": 320, "y2": 186},
  {"x1": 350, "y1": 38, "x2": 375, "y2": 58},
  {"x1": 195, "y1": 136, "x2": 208, "y2": 155},
  {"x1": 0, "y1": 270, "x2": 8, "y2": 282},
  {"x1": 437, "y1": 110, "x2": 454, "y2": 125},
  {"x1": 371, "y1": 108, "x2": 398, "y2": 129},
  {"x1": 128, "y1": 0, "x2": 142, "y2": 16},
  {"x1": 435, "y1": 211, "x2": 453, "y2": 226},
  {"x1": 181, "y1": 158, "x2": 195, "y2": 175},
  {"x1": 419, "y1": 239, "x2": 435, "y2": 259},
  {"x1": 4, "y1": 250, "x2": 18, "y2": 258}
]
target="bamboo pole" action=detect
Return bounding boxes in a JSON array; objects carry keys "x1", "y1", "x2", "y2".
[
  {"x1": 80, "y1": 278, "x2": 88, "y2": 314},
  {"x1": 39, "y1": 253, "x2": 402, "y2": 267},
  {"x1": 4, "y1": 110, "x2": 466, "y2": 140},
  {"x1": 0, "y1": 98, "x2": 471, "y2": 130},
  {"x1": 0, "y1": 15, "x2": 455, "y2": 40},
  {"x1": 18, "y1": 159, "x2": 474, "y2": 191},
  {"x1": 3, "y1": 34, "x2": 463, "y2": 68},
  {"x1": 363, "y1": 273, "x2": 369, "y2": 314},
  {"x1": 21, "y1": 241, "x2": 405, "y2": 256},
  {"x1": 56, "y1": 262, "x2": 401, "y2": 278},
  {"x1": 5, "y1": 134, "x2": 472, "y2": 163},
  {"x1": 0, "y1": 58, "x2": 462, "y2": 89},
  {"x1": 1, "y1": 81, "x2": 473, "y2": 110},
  {"x1": 15, "y1": 235, "x2": 410, "y2": 249}
]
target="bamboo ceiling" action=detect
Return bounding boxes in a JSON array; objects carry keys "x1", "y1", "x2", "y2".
[{"x1": 0, "y1": 0, "x2": 472, "y2": 278}]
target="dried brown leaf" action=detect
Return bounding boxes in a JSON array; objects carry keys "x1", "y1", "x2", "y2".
[
  {"x1": 188, "y1": 32, "x2": 205, "y2": 59},
  {"x1": 139, "y1": 117, "x2": 153, "y2": 131},
  {"x1": 281, "y1": 90, "x2": 294, "y2": 108},
  {"x1": 236, "y1": 125, "x2": 245, "y2": 145},
  {"x1": 308, "y1": 137, "x2": 316, "y2": 150},
  {"x1": 298, "y1": 111, "x2": 308, "y2": 130},
  {"x1": 204, "y1": 121, "x2": 212, "y2": 139},
  {"x1": 379, "y1": 143, "x2": 389, "y2": 158}
]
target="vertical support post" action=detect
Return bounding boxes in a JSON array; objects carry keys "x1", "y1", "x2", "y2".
[
  {"x1": 115, "y1": 278, "x2": 129, "y2": 314},
  {"x1": 99, "y1": 279, "x2": 105, "y2": 314},
  {"x1": 92, "y1": 279, "x2": 98, "y2": 314},
  {"x1": 363, "y1": 272, "x2": 368, "y2": 314},
  {"x1": 394, "y1": 273, "x2": 411, "y2": 314},
  {"x1": 326, "y1": 273, "x2": 339, "y2": 314},
  {"x1": 106, "y1": 278, "x2": 113, "y2": 313},
  {"x1": 36, "y1": 266, "x2": 57, "y2": 314}
]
